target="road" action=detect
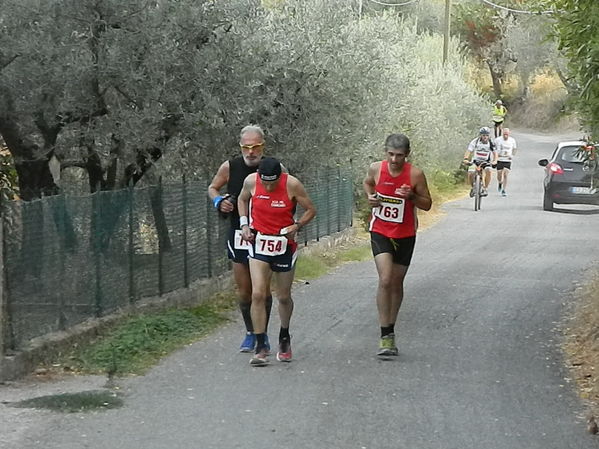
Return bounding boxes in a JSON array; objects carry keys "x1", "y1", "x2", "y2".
[{"x1": 3, "y1": 130, "x2": 599, "y2": 449}]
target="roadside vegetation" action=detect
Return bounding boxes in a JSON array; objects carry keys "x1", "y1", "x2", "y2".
[{"x1": 564, "y1": 275, "x2": 599, "y2": 424}]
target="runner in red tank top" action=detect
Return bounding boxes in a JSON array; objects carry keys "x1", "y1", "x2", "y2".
[
  {"x1": 238, "y1": 157, "x2": 316, "y2": 366},
  {"x1": 368, "y1": 160, "x2": 417, "y2": 239},
  {"x1": 363, "y1": 134, "x2": 432, "y2": 357}
]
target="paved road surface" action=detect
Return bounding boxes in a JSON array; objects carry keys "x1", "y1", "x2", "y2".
[{"x1": 2, "y1": 130, "x2": 599, "y2": 449}]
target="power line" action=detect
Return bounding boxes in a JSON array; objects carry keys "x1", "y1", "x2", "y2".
[
  {"x1": 367, "y1": 0, "x2": 420, "y2": 7},
  {"x1": 479, "y1": 0, "x2": 555, "y2": 15}
]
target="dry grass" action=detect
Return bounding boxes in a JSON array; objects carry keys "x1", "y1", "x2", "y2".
[{"x1": 563, "y1": 272, "x2": 599, "y2": 420}]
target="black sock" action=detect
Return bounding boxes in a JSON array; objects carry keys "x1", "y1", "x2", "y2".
[
  {"x1": 279, "y1": 327, "x2": 290, "y2": 341},
  {"x1": 265, "y1": 295, "x2": 273, "y2": 328},
  {"x1": 255, "y1": 333, "x2": 267, "y2": 351},
  {"x1": 239, "y1": 301, "x2": 253, "y2": 333},
  {"x1": 381, "y1": 325, "x2": 394, "y2": 337}
]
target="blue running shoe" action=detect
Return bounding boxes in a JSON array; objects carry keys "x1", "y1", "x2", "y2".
[{"x1": 239, "y1": 332, "x2": 256, "y2": 353}]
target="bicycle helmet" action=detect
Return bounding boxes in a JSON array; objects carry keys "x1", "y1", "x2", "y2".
[
  {"x1": 495, "y1": 99, "x2": 503, "y2": 105},
  {"x1": 479, "y1": 127, "x2": 491, "y2": 135}
]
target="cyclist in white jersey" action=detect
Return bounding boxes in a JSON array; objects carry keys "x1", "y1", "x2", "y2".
[
  {"x1": 463, "y1": 127, "x2": 497, "y2": 197},
  {"x1": 494, "y1": 128, "x2": 517, "y2": 197}
]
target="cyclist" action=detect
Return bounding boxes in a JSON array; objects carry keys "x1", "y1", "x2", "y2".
[
  {"x1": 492, "y1": 100, "x2": 508, "y2": 138},
  {"x1": 463, "y1": 127, "x2": 497, "y2": 197}
]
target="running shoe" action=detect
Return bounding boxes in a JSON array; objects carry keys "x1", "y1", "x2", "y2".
[
  {"x1": 250, "y1": 347, "x2": 269, "y2": 366},
  {"x1": 276, "y1": 337, "x2": 292, "y2": 362},
  {"x1": 501, "y1": 189, "x2": 507, "y2": 197},
  {"x1": 481, "y1": 188, "x2": 488, "y2": 197},
  {"x1": 239, "y1": 332, "x2": 256, "y2": 353},
  {"x1": 377, "y1": 334, "x2": 399, "y2": 356}
]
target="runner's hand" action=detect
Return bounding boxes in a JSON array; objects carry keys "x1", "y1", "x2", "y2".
[
  {"x1": 397, "y1": 184, "x2": 412, "y2": 199},
  {"x1": 367, "y1": 193, "x2": 381, "y2": 207},
  {"x1": 219, "y1": 197, "x2": 234, "y2": 213},
  {"x1": 241, "y1": 225, "x2": 254, "y2": 243}
]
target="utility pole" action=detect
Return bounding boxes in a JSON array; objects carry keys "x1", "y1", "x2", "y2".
[{"x1": 443, "y1": 0, "x2": 451, "y2": 65}]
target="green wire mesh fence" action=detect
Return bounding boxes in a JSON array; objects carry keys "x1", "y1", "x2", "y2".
[{"x1": 1, "y1": 167, "x2": 353, "y2": 351}]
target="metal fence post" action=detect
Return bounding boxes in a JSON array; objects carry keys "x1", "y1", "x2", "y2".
[
  {"x1": 57, "y1": 196, "x2": 66, "y2": 330},
  {"x1": 326, "y1": 167, "x2": 331, "y2": 235},
  {"x1": 182, "y1": 175, "x2": 189, "y2": 288},
  {"x1": 128, "y1": 183, "x2": 136, "y2": 304},
  {"x1": 337, "y1": 166, "x2": 342, "y2": 232},
  {"x1": 93, "y1": 191, "x2": 103, "y2": 317},
  {"x1": 205, "y1": 180, "x2": 213, "y2": 278},
  {"x1": 157, "y1": 177, "x2": 165, "y2": 296},
  {"x1": 0, "y1": 211, "x2": 7, "y2": 357}
]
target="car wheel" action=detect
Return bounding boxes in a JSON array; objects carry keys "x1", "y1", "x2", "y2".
[{"x1": 543, "y1": 190, "x2": 553, "y2": 211}]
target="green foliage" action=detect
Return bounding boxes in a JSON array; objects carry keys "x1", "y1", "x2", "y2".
[
  {"x1": 0, "y1": 0, "x2": 488, "y2": 190},
  {"x1": 549, "y1": 0, "x2": 599, "y2": 137},
  {"x1": 0, "y1": 146, "x2": 18, "y2": 202},
  {"x1": 452, "y1": 2, "x2": 502, "y2": 55},
  {"x1": 66, "y1": 302, "x2": 232, "y2": 375}
]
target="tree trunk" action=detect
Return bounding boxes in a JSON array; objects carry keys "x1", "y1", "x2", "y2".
[{"x1": 487, "y1": 61, "x2": 504, "y2": 100}]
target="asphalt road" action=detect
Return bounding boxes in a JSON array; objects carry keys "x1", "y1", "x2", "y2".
[{"x1": 3, "y1": 130, "x2": 599, "y2": 449}]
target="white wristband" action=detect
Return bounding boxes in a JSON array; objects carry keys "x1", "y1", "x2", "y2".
[{"x1": 239, "y1": 216, "x2": 249, "y2": 228}]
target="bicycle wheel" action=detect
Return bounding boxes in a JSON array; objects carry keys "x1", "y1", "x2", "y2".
[{"x1": 474, "y1": 175, "x2": 481, "y2": 211}]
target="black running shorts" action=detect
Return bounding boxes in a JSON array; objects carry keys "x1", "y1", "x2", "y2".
[
  {"x1": 370, "y1": 232, "x2": 416, "y2": 266},
  {"x1": 496, "y1": 161, "x2": 511, "y2": 171}
]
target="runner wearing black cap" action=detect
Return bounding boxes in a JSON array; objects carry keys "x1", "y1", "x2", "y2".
[
  {"x1": 237, "y1": 157, "x2": 316, "y2": 366},
  {"x1": 208, "y1": 125, "x2": 274, "y2": 353}
]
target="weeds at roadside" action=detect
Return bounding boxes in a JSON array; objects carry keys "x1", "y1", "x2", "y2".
[{"x1": 52, "y1": 293, "x2": 235, "y2": 376}]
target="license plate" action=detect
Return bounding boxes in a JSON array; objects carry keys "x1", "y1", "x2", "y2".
[{"x1": 571, "y1": 186, "x2": 593, "y2": 194}]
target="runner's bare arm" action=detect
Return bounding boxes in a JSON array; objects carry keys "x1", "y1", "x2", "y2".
[
  {"x1": 410, "y1": 168, "x2": 432, "y2": 211},
  {"x1": 208, "y1": 161, "x2": 234, "y2": 213},
  {"x1": 290, "y1": 177, "x2": 316, "y2": 231},
  {"x1": 363, "y1": 162, "x2": 381, "y2": 206}
]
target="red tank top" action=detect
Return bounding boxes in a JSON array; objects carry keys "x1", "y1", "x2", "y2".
[
  {"x1": 250, "y1": 173, "x2": 295, "y2": 236},
  {"x1": 369, "y1": 161, "x2": 417, "y2": 239}
]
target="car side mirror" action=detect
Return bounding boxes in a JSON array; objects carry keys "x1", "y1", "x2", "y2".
[{"x1": 538, "y1": 159, "x2": 549, "y2": 167}]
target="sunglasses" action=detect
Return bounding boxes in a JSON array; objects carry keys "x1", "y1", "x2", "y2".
[{"x1": 239, "y1": 142, "x2": 265, "y2": 151}]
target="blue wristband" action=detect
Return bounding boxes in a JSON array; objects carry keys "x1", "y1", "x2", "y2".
[{"x1": 213, "y1": 195, "x2": 223, "y2": 209}]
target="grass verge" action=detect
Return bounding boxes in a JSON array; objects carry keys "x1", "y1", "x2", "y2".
[{"x1": 54, "y1": 294, "x2": 235, "y2": 376}]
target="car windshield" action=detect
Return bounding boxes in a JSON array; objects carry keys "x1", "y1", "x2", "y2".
[{"x1": 559, "y1": 146, "x2": 587, "y2": 163}]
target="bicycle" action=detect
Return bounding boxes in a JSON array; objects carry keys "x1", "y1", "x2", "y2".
[{"x1": 466, "y1": 160, "x2": 491, "y2": 211}]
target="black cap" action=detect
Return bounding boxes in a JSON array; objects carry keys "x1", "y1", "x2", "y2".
[{"x1": 258, "y1": 157, "x2": 282, "y2": 181}]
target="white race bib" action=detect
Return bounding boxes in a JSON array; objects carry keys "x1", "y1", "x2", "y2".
[
  {"x1": 374, "y1": 199, "x2": 405, "y2": 223},
  {"x1": 255, "y1": 233, "x2": 288, "y2": 256},
  {"x1": 234, "y1": 230, "x2": 252, "y2": 250}
]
